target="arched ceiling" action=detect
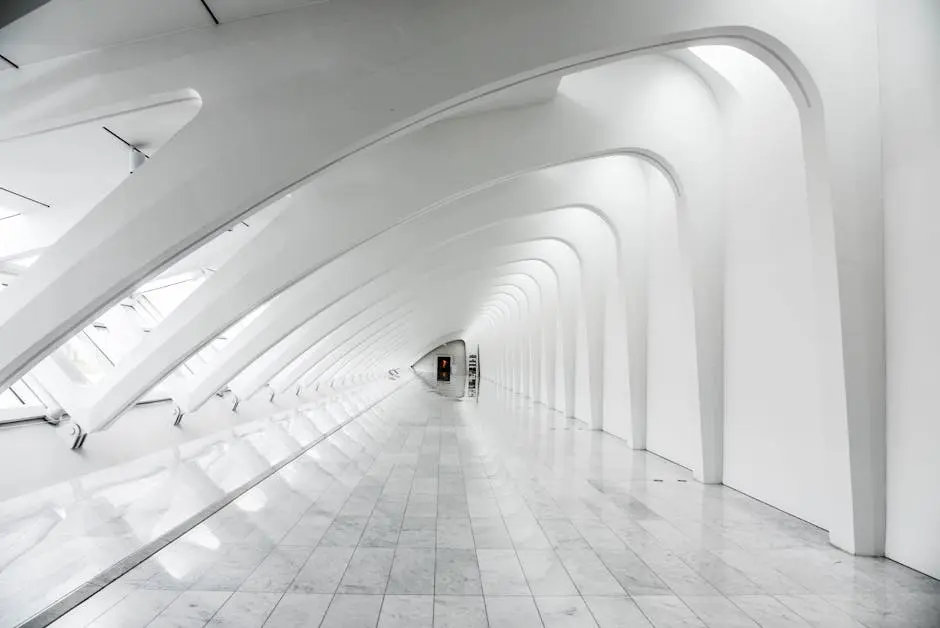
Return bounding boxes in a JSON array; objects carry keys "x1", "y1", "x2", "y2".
[
  {"x1": 0, "y1": 0, "x2": 892, "y2": 560},
  {"x1": 0, "y1": 0, "x2": 820, "y2": 392},
  {"x1": 0, "y1": 29, "x2": 718, "y2": 434}
]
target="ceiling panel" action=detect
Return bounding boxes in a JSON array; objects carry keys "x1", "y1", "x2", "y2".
[
  {"x1": 0, "y1": 0, "x2": 211, "y2": 66},
  {"x1": 0, "y1": 92, "x2": 285, "y2": 282},
  {"x1": 206, "y1": 0, "x2": 329, "y2": 24},
  {"x1": 0, "y1": 97, "x2": 200, "y2": 212},
  {"x1": 0, "y1": 97, "x2": 200, "y2": 262}
]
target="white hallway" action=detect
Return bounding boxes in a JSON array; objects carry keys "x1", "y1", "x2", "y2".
[
  {"x1": 41, "y1": 378, "x2": 940, "y2": 627},
  {"x1": 0, "y1": 1, "x2": 938, "y2": 626}
]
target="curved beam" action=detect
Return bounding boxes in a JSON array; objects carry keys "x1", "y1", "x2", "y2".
[
  {"x1": 82, "y1": 200, "x2": 608, "y2": 430},
  {"x1": 295, "y1": 272, "x2": 535, "y2": 394},
  {"x1": 232, "y1": 250, "x2": 556, "y2": 406},
  {"x1": 64, "y1": 57, "x2": 708, "y2": 434}
]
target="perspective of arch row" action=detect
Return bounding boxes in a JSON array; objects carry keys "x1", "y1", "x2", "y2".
[{"x1": 1, "y1": 0, "x2": 937, "y2": 589}]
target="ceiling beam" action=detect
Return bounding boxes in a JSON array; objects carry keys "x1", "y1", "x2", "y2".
[{"x1": 198, "y1": 0, "x2": 220, "y2": 25}]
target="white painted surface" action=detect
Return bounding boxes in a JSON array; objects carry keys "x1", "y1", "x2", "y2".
[
  {"x1": 646, "y1": 187, "x2": 700, "y2": 472},
  {"x1": 702, "y1": 46, "x2": 827, "y2": 528},
  {"x1": 0, "y1": 0, "x2": 930, "y2": 574},
  {"x1": 880, "y1": 0, "x2": 940, "y2": 580}
]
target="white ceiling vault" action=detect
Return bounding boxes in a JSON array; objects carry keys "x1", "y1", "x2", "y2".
[
  {"x1": 0, "y1": 95, "x2": 201, "y2": 276},
  {"x1": 0, "y1": 0, "x2": 935, "y2": 585},
  {"x1": 0, "y1": 0, "x2": 331, "y2": 67}
]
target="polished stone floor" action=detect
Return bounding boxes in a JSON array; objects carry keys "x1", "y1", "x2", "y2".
[
  {"x1": 0, "y1": 382, "x2": 401, "y2": 627},
  {"x1": 47, "y1": 378, "x2": 940, "y2": 627}
]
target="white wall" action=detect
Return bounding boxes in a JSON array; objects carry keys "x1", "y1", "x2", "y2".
[
  {"x1": 646, "y1": 182, "x2": 701, "y2": 471},
  {"x1": 554, "y1": 319, "x2": 566, "y2": 411},
  {"x1": 602, "y1": 271, "x2": 632, "y2": 441},
  {"x1": 880, "y1": 0, "x2": 940, "y2": 580},
  {"x1": 573, "y1": 310, "x2": 592, "y2": 423},
  {"x1": 693, "y1": 47, "x2": 828, "y2": 528}
]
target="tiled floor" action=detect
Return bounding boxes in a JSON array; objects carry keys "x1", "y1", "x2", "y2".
[
  {"x1": 0, "y1": 382, "x2": 402, "y2": 628},
  {"x1": 49, "y1": 378, "x2": 940, "y2": 627}
]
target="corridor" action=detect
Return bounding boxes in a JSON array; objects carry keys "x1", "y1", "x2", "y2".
[{"x1": 50, "y1": 379, "x2": 940, "y2": 628}]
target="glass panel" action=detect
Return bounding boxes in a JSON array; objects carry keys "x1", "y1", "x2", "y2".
[
  {"x1": 56, "y1": 332, "x2": 112, "y2": 385},
  {"x1": 136, "y1": 271, "x2": 202, "y2": 294},
  {"x1": 138, "y1": 277, "x2": 204, "y2": 318},
  {"x1": 183, "y1": 347, "x2": 212, "y2": 376},
  {"x1": 123, "y1": 301, "x2": 157, "y2": 329},
  {"x1": 213, "y1": 303, "x2": 269, "y2": 351},
  {"x1": 198, "y1": 344, "x2": 218, "y2": 363},
  {"x1": 10, "y1": 381, "x2": 40, "y2": 406},
  {"x1": 0, "y1": 387, "x2": 23, "y2": 409},
  {"x1": 87, "y1": 323, "x2": 117, "y2": 359}
]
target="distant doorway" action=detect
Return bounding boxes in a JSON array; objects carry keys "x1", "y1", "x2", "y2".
[{"x1": 436, "y1": 356, "x2": 451, "y2": 382}]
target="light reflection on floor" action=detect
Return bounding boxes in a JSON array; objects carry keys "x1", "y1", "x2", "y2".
[
  {"x1": 43, "y1": 377, "x2": 940, "y2": 628},
  {"x1": 0, "y1": 379, "x2": 405, "y2": 627},
  {"x1": 412, "y1": 371, "x2": 471, "y2": 399}
]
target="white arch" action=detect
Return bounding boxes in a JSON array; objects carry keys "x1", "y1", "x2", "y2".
[{"x1": 0, "y1": 3, "x2": 887, "y2": 557}]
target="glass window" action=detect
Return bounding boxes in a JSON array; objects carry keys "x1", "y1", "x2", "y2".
[
  {"x1": 87, "y1": 322, "x2": 115, "y2": 355},
  {"x1": 0, "y1": 380, "x2": 41, "y2": 409},
  {"x1": 122, "y1": 302, "x2": 157, "y2": 330},
  {"x1": 185, "y1": 354, "x2": 207, "y2": 375},
  {"x1": 0, "y1": 387, "x2": 22, "y2": 409},
  {"x1": 213, "y1": 303, "x2": 269, "y2": 351},
  {"x1": 11, "y1": 381, "x2": 40, "y2": 406},
  {"x1": 54, "y1": 332, "x2": 113, "y2": 385},
  {"x1": 86, "y1": 320, "x2": 138, "y2": 365},
  {"x1": 137, "y1": 276, "x2": 205, "y2": 318}
]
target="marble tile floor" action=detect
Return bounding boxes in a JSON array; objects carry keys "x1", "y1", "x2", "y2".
[
  {"x1": 40, "y1": 379, "x2": 940, "y2": 627},
  {"x1": 0, "y1": 380, "x2": 406, "y2": 628}
]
